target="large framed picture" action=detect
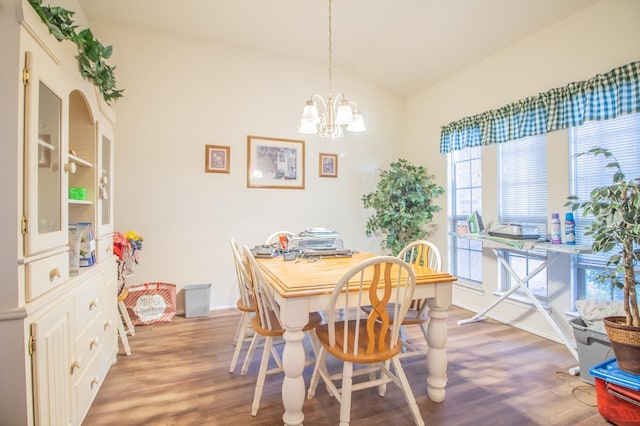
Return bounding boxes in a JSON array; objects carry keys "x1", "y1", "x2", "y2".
[
  {"x1": 205, "y1": 145, "x2": 230, "y2": 173},
  {"x1": 247, "y1": 135, "x2": 305, "y2": 189},
  {"x1": 319, "y1": 153, "x2": 338, "y2": 178}
]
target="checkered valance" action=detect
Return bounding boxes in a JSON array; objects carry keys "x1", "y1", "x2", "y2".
[{"x1": 439, "y1": 61, "x2": 640, "y2": 154}]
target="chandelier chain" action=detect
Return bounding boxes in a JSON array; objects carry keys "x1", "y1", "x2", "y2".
[{"x1": 328, "y1": 0, "x2": 332, "y2": 96}]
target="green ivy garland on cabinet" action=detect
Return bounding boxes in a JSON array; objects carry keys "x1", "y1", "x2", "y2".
[{"x1": 28, "y1": 0, "x2": 124, "y2": 104}]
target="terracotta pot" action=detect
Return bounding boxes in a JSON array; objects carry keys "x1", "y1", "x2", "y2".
[{"x1": 603, "y1": 316, "x2": 640, "y2": 375}]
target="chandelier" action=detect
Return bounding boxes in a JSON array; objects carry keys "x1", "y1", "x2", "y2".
[{"x1": 298, "y1": 0, "x2": 366, "y2": 139}]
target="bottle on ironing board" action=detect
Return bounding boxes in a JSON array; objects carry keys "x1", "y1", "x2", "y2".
[
  {"x1": 551, "y1": 213, "x2": 561, "y2": 244},
  {"x1": 565, "y1": 212, "x2": 576, "y2": 245}
]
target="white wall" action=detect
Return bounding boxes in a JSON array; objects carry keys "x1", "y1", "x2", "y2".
[
  {"x1": 404, "y1": 0, "x2": 640, "y2": 342},
  {"x1": 87, "y1": 22, "x2": 405, "y2": 311}
]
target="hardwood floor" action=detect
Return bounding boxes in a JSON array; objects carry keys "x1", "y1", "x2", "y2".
[{"x1": 84, "y1": 305, "x2": 608, "y2": 425}]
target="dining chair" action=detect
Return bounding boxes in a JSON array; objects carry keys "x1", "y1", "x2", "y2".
[
  {"x1": 242, "y1": 245, "x2": 322, "y2": 417},
  {"x1": 307, "y1": 256, "x2": 424, "y2": 426},
  {"x1": 361, "y1": 240, "x2": 442, "y2": 359},
  {"x1": 395, "y1": 240, "x2": 442, "y2": 357},
  {"x1": 228, "y1": 239, "x2": 256, "y2": 374}
]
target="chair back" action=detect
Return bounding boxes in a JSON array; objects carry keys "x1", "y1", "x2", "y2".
[
  {"x1": 230, "y1": 239, "x2": 254, "y2": 309},
  {"x1": 326, "y1": 256, "x2": 416, "y2": 357},
  {"x1": 264, "y1": 230, "x2": 296, "y2": 245},
  {"x1": 398, "y1": 240, "x2": 442, "y2": 270},
  {"x1": 243, "y1": 245, "x2": 282, "y2": 333}
]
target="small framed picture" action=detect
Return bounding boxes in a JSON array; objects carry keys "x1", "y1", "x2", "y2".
[
  {"x1": 247, "y1": 135, "x2": 305, "y2": 189},
  {"x1": 205, "y1": 145, "x2": 230, "y2": 173},
  {"x1": 319, "y1": 153, "x2": 338, "y2": 178}
]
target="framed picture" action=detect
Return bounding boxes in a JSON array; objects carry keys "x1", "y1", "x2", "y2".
[
  {"x1": 247, "y1": 135, "x2": 305, "y2": 189},
  {"x1": 205, "y1": 145, "x2": 230, "y2": 173},
  {"x1": 319, "y1": 153, "x2": 338, "y2": 178}
]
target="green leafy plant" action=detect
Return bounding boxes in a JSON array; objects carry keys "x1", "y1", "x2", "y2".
[
  {"x1": 565, "y1": 147, "x2": 640, "y2": 327},
  {"x1": 28, "y1": 0, "x2": 124, "y2": 104},
  {"x1": 362, "y1": 159, "x2": 445, "y2": 256}
]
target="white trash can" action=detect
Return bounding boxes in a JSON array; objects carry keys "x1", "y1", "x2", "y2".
[{"x1": 184, "y1": 283, "x2": 212, "y2": 318}]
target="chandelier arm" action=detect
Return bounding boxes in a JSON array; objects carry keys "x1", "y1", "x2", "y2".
[{"x1": 310, "y1": 94, "x2": 328, "y2": 112}]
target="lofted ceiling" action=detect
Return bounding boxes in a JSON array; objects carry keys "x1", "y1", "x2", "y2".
[{"x1": 78, "y1": 0, "x2": 598, "y2": 98}]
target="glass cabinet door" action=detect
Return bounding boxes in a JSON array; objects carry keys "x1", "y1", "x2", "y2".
[
  {"x1": 37, "y1": 82, "x2": 62, "y2": 234},
  {"x1": 97, "y1": 132, "x2": 113, "y2": 236},
  {"x1": 23, "y1": 51, "x2": 68, "y2": 256}
]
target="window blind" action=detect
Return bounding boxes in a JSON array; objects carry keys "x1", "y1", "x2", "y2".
[
  {"x1": 571, "y1": 112, "x2": 640, "y2": 266},
  {"x1": 498, "y1": 135, "x2": 548, "y2": 231}
]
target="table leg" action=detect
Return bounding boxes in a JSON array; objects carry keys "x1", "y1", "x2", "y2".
[
  {"x1": 279, "y1": 299, "x2": 308, "y2": 426},
  {"x1": 426, "y1": 290, "x2": 449, "y2": 402}
]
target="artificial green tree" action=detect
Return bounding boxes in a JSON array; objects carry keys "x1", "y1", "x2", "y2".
[
  {"x1": 362, "y1": 159, "x2": 445, "y2": 256},
  {"x1": 566, "y1": 148, "x2": 640, "y2": 327}
]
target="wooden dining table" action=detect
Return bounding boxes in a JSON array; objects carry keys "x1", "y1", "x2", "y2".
[{"x1": 256, "y1": 251, "x2": 456, "y2": 426}]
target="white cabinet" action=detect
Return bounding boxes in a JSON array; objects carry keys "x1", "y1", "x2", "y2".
[
  {"x1": 0, "y1": 1, "x2": 119, "y2": 424},
  {"x1": 29, "y1": 261, "x2": 118, "y2": 426}
]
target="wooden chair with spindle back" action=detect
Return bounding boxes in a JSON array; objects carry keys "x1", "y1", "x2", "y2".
[
  {"x1": 242, "y1": 245, "x2": 322, "y2": 417},
  {"x1": 228, "y1": 239, "x2": 256, "y2": 374},
  {"x1": 395, "y1": 240, "x2": 442, "y2": 357},
  {"x1": 307, "y1": 256, "x2": 425, "y2": 426}
]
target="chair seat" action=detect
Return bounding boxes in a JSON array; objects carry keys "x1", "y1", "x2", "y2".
[
  {"x1": 251, "y1": 311, "x2": 322, "y2": 337},
  {"x1": 236, "y1": 297, "x2": 255, "y2": 313},
  {"x1": 316, "y1": 321, "x2": 402, "y2": 364}
]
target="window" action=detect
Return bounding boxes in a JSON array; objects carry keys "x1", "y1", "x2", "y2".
[
  {"x1": 448, "y1": 145, "x2": 482, "y2": 283},
  {"x1": 570, "y1": 112, "x2": 640, "y2": 301},
  {"x1": 497, "y1": 135, "x2": 549, "y2": 300}
]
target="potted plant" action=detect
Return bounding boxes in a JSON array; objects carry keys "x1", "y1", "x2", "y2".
[
  {"x1": 362, "y1": 159, "x2": 445, "y2": 256},
  {"x1": 566, "y1": 147, "x2": 640, "y2": 375}
]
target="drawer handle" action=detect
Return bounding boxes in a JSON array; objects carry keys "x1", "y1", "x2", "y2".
[
  {"x1": 90, "y1": 375, "x2": 100, "y2": 388},
  {"x1": 90, "y1": 337, "x2": 99, "y2": 349},
  {"x1": 89, "y1": 298, "x2": 99, "y2": 310},
  {"x1": 104, "y1": 320, "x2": 112, "y2": 330},
  {"x1": 49, "y1": 267, "x2": 61, "y2": 281},
  {"x1": 105, "y1": 246, "x2": 112, "y2": 254},
  {"x1": 71, "y1": 359, "x2": 81, "y2": 374}
]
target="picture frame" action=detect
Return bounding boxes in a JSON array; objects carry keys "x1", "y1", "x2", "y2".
[
  {"x1": 247, "y1": 135, "x2": 305, "y2": 189},
  {"x1": 319, "y1": 153, "x2": 338, "y2": 178},
  {"x1": 205, "y1": 145, "x2": 230, "y2": 173}
]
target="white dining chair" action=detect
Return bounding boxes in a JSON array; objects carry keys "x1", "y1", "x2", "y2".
[
  {"x1": 307, "y1": 256, "x2": 424, "y2": 426},
  {"x1": 228, "y1": 239, "x2": 256, "y2": 374},
  {"x1": 242, "y1": 245, "x2": 322, "y2": 416},
  {"x1": 395, "y1": 240, "x2": 442, "y2": 357}
]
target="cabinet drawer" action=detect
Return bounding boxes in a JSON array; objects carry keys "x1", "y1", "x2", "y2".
[
  {"x1": 26, "y1": 252, "x2": 69, "y2": 301},
  {"x1": 75, "y1": 345, "x2": 105, "y2": 422},
  {"x1": 74, "y1": 282, "x2": 103, "y2": 334},
  {"x1": 75, "y1": 310, "x2": 106, "y2": 376},
  {"x1": 96, "y1": 235, "x2": 114, "y2": 263}
]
